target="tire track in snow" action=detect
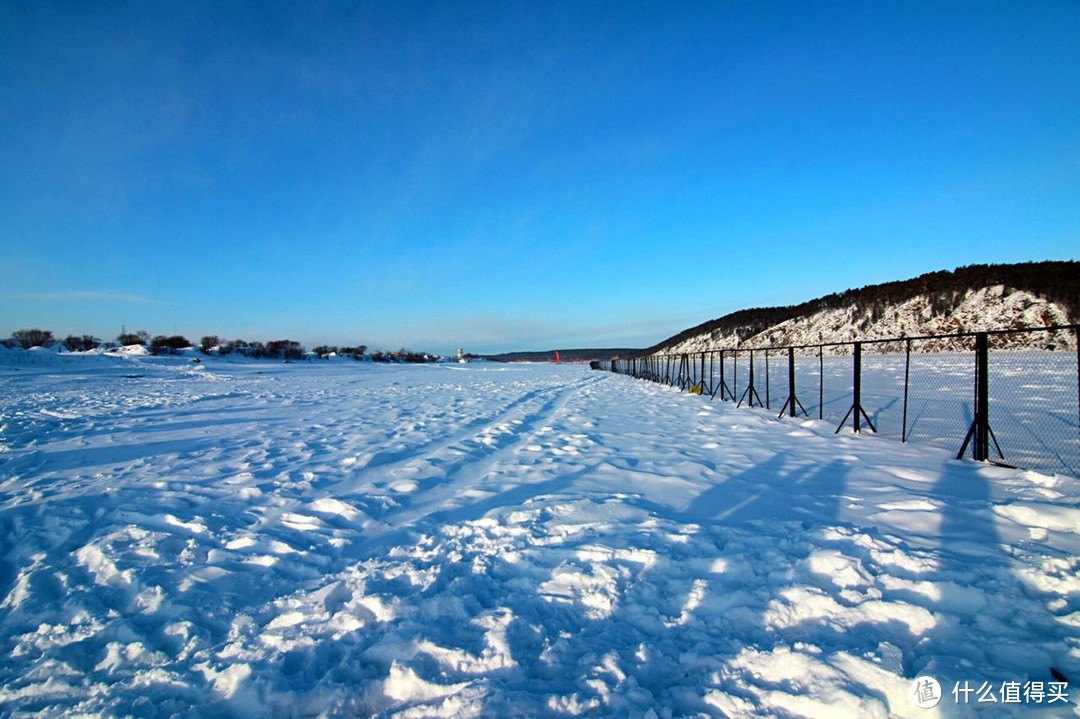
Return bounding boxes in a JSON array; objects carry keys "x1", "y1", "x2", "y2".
[
  {"x1": 203, "y1": 373, "x2": 604, "y2": 576},
  {"x1": 342, "y1": 381, "x2": 574, "y2": 477},
  {"x1": 348, "y1": 374, "x2": 605, "y2": 539}
]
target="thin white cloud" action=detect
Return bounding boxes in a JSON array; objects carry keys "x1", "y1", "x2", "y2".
[{"x1": 11, "y1": 291, "x2": 171, "y2": 305}]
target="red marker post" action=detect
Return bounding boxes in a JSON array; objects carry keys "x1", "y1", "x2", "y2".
[{"x1": 555, "y1": 350, "x2": 560, "y2": 363}]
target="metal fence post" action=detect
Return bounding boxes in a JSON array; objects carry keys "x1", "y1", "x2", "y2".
[
  {"x1": 778, "y1": 347, "x2": 807, "y2": 419},
  {"x1": 854, "y1": 342, "x2": 861, "y2": 433},
  {"x1": 747, "y1": 351, "x2": 756, "y2": 405},
  {"x1": 750, "y1": 350, "x2": 757, "y2": 406},
  {"x1": 976, "y1": 334, "x2": 989, "y2": 460},
  {"x1": 902, "y1": 339, "x2": 911, "y2": 443},
  {"x1": 738, "y1": 349, "x2": 764, "y2": 407},
  {"x1": 957, "y1": 332, "x2": 1002, "y2": 462},
  {"x1": 818, "y1": 345, "x2": 824, "y2": 420},
  {"x1": 733, "y1": 351, "x2": 738, "y2": 403},
  {"x1": 788, "y1": 347, "x2": 796, "y2": 417},
  {"x1": 716, "y1": 350, "x2": 732, "y2": 401},
  {"x1": 717, "y1": 351, "x2": 725, "y2": 399},
  {"x1": 836, "y1": 342, "x2": 876, "y2": 434}
]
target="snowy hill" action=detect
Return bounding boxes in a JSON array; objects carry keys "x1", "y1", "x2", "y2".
[{"x1": 653, "y1": 262, "x2": 1078, "y2": 354}]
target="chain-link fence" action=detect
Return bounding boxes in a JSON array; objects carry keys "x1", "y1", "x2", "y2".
[{"x1": 606, "y1": 325, "x2": 1080, "y2": 477}]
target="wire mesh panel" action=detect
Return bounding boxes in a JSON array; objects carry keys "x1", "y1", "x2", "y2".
[
  {"x1": 684, "y1": 353, "x2": 705, "y2": 391},
  {"x1": 856, "y1": 340, "x2": 909, "y2": 441},
  {"x1": 729, "y1": 350, "x2": 740, "y2": 403},
  {"x1": 696, "y1": 352, "x2": 708, "y2": 390},
  {"x1": 711, "y1": 351, "x2": 734, "y2": 402},
  {"x1": 901, "y1": 335, "x2": 976, "y2": 455},
  {"x1": 704, "y1": 352, "x2": 719, "y2": 397},
  {"x1": 762, "y1": 349, "x2": 773, "y2": 409},
  {"x1": 792, "y1": 346, "x2": 823, "y2": 419},
  {"x1": 733, "y1": 349, "x2": 767, "y2": 407},
  {"x1": 647, "y1": 356, "x2": 660, "y2": 382},
  {"x1": 988, "y1": 328, "x2": 1079, "y2": 477},
  {"x1": 609, "y1": 325, "x2": 1077, "y2": 477},
  {"x1": 820, "y1": 348, "x2": 855, "y2": 428}
]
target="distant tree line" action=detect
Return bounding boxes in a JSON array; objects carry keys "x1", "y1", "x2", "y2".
[
  {"x1": 312, "y1": 345, "x2": 368, "y2": 360},
  {"x1": 645, "y1": 261, "x2": 1080, "y2": 354},
  {"x1": 3, "y1": 328, "x2": 441, "y2": 362},
  {"x1": 484, "y1": 348, "x2": 639, "y2": 362},
  {"x1": 211, "y1": 338, "x2": 305, "y2": 360}
]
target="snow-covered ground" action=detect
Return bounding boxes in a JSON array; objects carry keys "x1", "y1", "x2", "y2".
[{"x1": 1, "y1": 354, "x2": 1077, "y2": 716}]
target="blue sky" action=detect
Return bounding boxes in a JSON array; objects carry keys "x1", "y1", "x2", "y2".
[{"x1": 2, "y1": 1, "x2": 1078, "y2": 354}]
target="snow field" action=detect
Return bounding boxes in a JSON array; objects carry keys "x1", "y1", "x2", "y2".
[{"x1": 0, "y1": 356, "x2": 1078, "y2": 716}]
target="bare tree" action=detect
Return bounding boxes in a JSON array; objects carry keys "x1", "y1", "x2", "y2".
[{"x1": 12, "y1": 328, "x2": 54, "y2": 349}]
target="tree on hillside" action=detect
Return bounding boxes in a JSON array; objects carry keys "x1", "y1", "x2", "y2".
[
  {"x1": 646, "y1": 260, "x2": 1080, "y2": 354},
  {"x1": 12, "y1": 329, "x2": 54, "y2": 348},
  {"x1": 200, "y1": 336, "x2": 219, "y2": 354}
]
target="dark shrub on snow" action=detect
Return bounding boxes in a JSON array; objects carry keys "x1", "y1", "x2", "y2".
[
  {"x1": 11, "y1": 328, "x2": 54, "y2": 349},
  {"x1": 63, "y1": 335, "x2": 100, "y2": 352},
  {"x1": 117, "y1": 330, "x2": 150, "y2": 346},
  {"x1": 150, "y1": 335, "x2": 191, "y2": 355},
  {"x1": 267, "y1": 340, "x2": 305, "y2": 361}
]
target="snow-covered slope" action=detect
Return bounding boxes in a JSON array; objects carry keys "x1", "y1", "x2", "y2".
[{"x1": 662, "y1": 286, "x2": 1075, "y2": 354}]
